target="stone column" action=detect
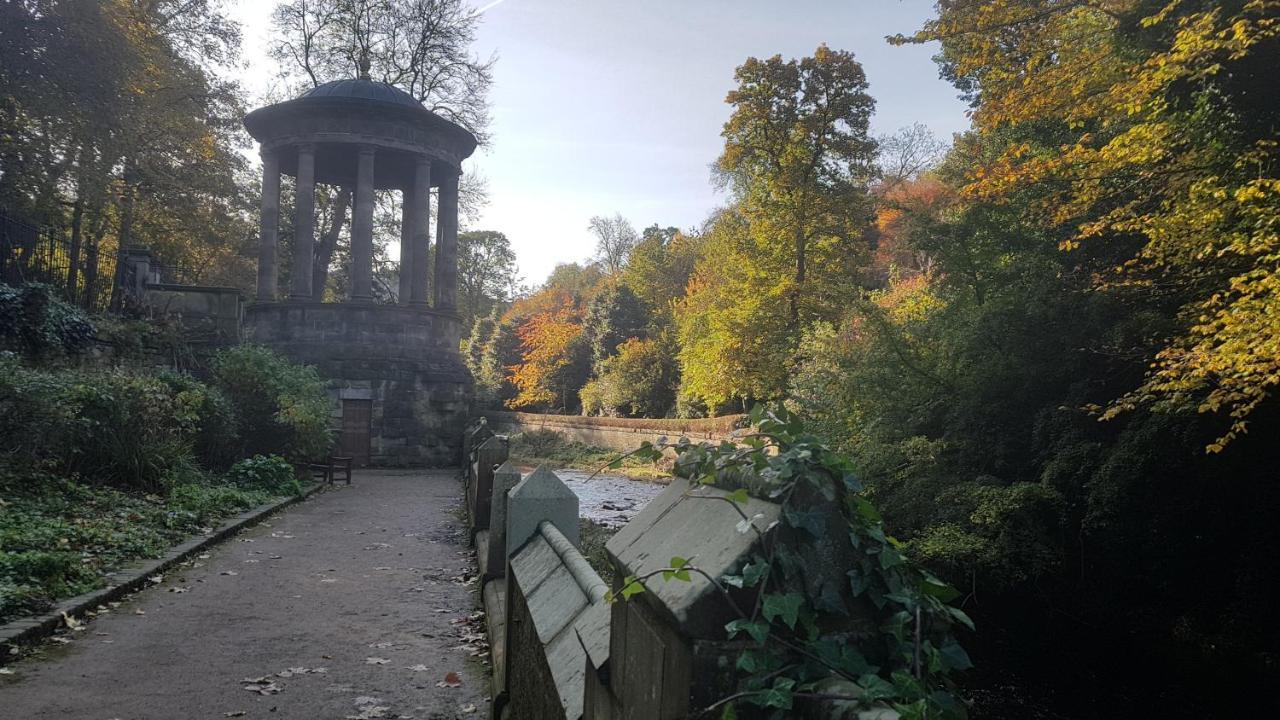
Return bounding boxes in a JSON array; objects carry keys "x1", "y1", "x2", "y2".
[
  {"x1": 351, "y1": 144, "x2": 376, "y2": 302},
  {"x1": 397, "y1": 188, "x2": 415, "y2": 305},
  {"x1": 410, "y1": 157, "x2": 432, "y2": 306},
  {"x1": 433, "y1": 170, "x2": 459, "y2": 311},
  {"x1": 257, "y1": 147, "x2": 280, "y2": 301},
  {"x1": 290, "y1": 143, "x2": 316, "y2": 300}
]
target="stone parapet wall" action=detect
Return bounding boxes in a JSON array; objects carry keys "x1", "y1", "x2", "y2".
[{"x1": 482, "y1": 411, "x2": 746, "y2": 453}]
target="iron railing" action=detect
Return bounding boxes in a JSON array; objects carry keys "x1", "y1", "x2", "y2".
[{"x1": 0, "y1": 209, "x2": 116, "y2": 311}]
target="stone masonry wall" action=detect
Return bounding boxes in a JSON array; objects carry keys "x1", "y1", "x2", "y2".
[{"x1": 246, "y1": 302, "x2": 472, "y2": 466}]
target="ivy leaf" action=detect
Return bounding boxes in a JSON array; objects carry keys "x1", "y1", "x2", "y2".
[
  {"x1": 920, "y1": 574, "x2": 960, "y2": 603},
  {"x1": 662, "y1": 556, "x2": 692, "y2": 582},
  {"x1": 619, "y1": 576, "x2": 645, "y2": 600},
  {"x1": 726, "y1": 488, "x2": 750, "y2": 505},
  {"x1": 736, "y1": 512, "x2": 764, "y2": 534},
  {"x1": 720, "y1": 702, "x2": 738, "y2": 720},
  {"x1": 760, "y1": 677, "x2": 795, "y2": 709},
  {"x1": 947, "y1": 606, "x2": 976, "y2": 631},
  {"x1": 939, "y1": 638, "x2": 973, "y2": 671},
  {"x1": 741, "y1": 560, "x2": 769, "y2": 588},
  {"x1": 857, "y1": 673, "x2": 896, "y2": 702},
  {"x1": 783, "y1": 506, "x2": 825, "y2": 537},
  {"x1": 725, "y1": 618, "x2": 770, "y2": 644},
  {"x1": 762, "y1": 592, "x2": 804, "y2": 630}
]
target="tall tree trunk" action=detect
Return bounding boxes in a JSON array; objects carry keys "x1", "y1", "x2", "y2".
[
  {"x1": 791, "y1": 228, "x2": 806, "y2": 325},
  {"x1": 109, "y1": 162, "x2": 137, "y2": 311},
  {"x1": 67, "y1": 197, "x2": 83, "y2": 302},
  {"x1": 312, "y1": 187, "x2": 351, "y2": 300}
]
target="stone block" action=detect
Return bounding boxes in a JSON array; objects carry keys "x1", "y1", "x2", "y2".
[
  {"x1": 486, "y1": 462, "x2": 523, "y2": 580},
  {"x1": 506, "y1": 467, "x2": 578, "y2": 559}
]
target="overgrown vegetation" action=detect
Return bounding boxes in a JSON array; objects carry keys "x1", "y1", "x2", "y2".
[
  {"x1": 612, "y1": 408, "x2": 972, "y2": 719},
  {"x1": 464, "y1": 7, "x2": 1280, "y2": 713},
  {"x1": 0, "y1": 288, "x2": 331, "y2": 623},
  {"x1": 507, "y1": 429, "x2": 666, "y2": 480}
]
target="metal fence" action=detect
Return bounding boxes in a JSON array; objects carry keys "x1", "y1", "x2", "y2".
[{"x1": 0, "y1": 210, "x2": 117, "y2": 311}]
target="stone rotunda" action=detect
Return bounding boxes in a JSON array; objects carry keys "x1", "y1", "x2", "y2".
[{"x1": 243, "y1": 72, "x2": 477, "y2": 467}]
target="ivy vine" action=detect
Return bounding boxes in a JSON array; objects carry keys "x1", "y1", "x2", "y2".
[{"x1": 605, "y1": 406, "x2": 973, "y2": 719}]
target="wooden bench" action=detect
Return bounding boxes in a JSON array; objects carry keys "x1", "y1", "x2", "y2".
[{"x1": 307, "y1": 456, "x2": 354, "y2": 485}]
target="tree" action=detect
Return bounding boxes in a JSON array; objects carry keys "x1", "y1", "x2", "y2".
[
  {"x1": 677, "y1": 45, "x2": 878, "y2": 411},
  {"x1": 579, "y1": 336, "x2": 677, "y2": 418},
  {"x1": 506, "y1": 291, "x2": 591, "y2": 412},
  {"x1": 0, "y1": 0, "x2": 255, "y2": 301},
  {"x1": 456, "y1": 230, "x2": 518, "y2": 324},
  {"x1": 581, "y1": 284, "x2": 649, "y2": 371},
  {"x1": 587, "y1": 213, "x2": 639, "y2": 274},
  {"x1": 717, "y1": 43, "x2": 878, "y2": 324},
  {"x1": 898, "y1": 0, "x2": 1280, "y2": 450},
  {"x1": 621, "y1": 225, "x2": 701, "y2": 326}
]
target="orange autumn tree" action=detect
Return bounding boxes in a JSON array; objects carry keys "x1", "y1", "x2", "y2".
[
  {"x1": 898, "y1": 0, "x2": 1280, "y2": 449},
  {"x1": 504, "y1": 289, "x2": 591, "y2": 411}
]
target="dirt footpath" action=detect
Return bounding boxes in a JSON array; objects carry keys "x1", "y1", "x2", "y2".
[{"x1": 0, "y1": 469, "x2": 489, "y2": 719}]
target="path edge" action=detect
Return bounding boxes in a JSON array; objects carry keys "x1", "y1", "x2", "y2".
[{"x1": 0, "y1": 482, "x2": 325, "y2": 660}]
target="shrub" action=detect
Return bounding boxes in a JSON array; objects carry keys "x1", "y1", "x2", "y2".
[
  {"x1": 0, "y1": 282, "x2": 94, "y2": 357},
  {"x1": 227, "y1": 454, "x2": 301, "y2": 495},
  {"x1": 209, "y1": 346, "x2": 332, "y2": 461},
  {"x1": 0, "y1": 357, "x2": 200, "y2": 491},
  {"x1": 579, "y1": 337, "x2": 677, "y2": 418},
  {"x1": 156, "y1": 370, "x2": 240, "y2": 470}
]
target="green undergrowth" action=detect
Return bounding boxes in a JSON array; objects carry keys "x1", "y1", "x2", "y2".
[
  {"x1": 0, "y1": 470, "x2": 288, "y2": 624},
  {"x1": 579, "y1": 518, "x2": 618, "y2": 587},
  {"x1": 508, "y1": 428, "x2": 668, "y2": 481}
]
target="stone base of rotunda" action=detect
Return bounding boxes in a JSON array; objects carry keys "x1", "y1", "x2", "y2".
[{"x1": 245, "y1": 302, "x2": 472, "y2": 467}]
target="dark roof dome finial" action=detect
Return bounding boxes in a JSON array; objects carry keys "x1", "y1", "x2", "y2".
[{"x1": 358, "y1": 50, "x2": 371, "y2": 81}]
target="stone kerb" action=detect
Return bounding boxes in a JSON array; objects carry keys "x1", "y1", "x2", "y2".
[
  {"x1": 467, "y1": 435, "x2": 508, "y2": 536},
  {"x1": 584, "y1": 479, "x2": 783, "y2": 719},
  {"x1": 485, "y1": 461, "x2": 523, "y2": 581}
]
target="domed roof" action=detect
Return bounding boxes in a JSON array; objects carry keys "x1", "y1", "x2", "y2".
[{"x1": 299, "y1": 78, "x2": 423, "y2": 109}]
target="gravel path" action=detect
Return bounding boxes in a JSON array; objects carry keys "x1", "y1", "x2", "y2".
[{"x1": 0, "y1": 469, "x2": 488, "y2": 720}]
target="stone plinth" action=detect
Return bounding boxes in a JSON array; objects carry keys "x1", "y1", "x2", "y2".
[{"x1": 245, "y1": 301, "x2": 471, "y2": 467}]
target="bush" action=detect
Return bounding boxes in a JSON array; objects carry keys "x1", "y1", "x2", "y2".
[
  {"x1": 209, "y1": 346, "x2": 332, "y2": 461},
  {"x1": 226, "y1": 454, "x2": 300, "y2": 495},
  {"x1": 156, "y1": 370, "x2": 240, "y2": 470},
  {"x1": 0, "y1": 282, "x2": 94, "y2": 358},
  {"x1": 0, "y1": 357, "x2": 200, "y2": 491},
  {"x1": 579, "y1": 337, "x2": 677, "y2": 417}
]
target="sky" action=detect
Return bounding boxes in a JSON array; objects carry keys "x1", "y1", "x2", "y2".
[{"x1": 229, "y1": 0, "x2": 970, "y2": 286}]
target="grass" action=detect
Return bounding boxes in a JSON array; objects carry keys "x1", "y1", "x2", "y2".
[
  {"x1": 579, "y1": 518, "x2": 619, "y2": 588},
  {"x1": 0, "y1": 471, "x2": 288, "y2": 624},
  {"x1": 507, "y1": 429, "x2": 669, "y2": 481}
]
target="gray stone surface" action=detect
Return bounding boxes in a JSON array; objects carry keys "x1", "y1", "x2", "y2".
[
  {"x1": 505, "y1": 523, "x2": 610, "y2": 720},
  {"x1": 245, "y1": 301, "x2": 471, "y2": 467},
  {"x1": 506, "y1": 467, "x2": 579, "y2": 559},
  {"x1": 486, "y1": 462, "x2": 523, "y2": 579},
  {"x1": 606, "y1": 478, "x2": 781, "y2": 637},
  {"x1": 469, "y1": 436, "x2": 509, "y2": 534},
  {"x1": 0, "y1": 470, "x2": 486, "y2": 719}
]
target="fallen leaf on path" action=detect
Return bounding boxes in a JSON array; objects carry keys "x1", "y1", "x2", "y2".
[
  {"x1": 198, "y1": 554, "x2": 210, "y2": 560},
  {"x1": 148, "y1": 575, "x2": 164, "y2": 584},
  {"x1": 269, "y1": 555, "x2": 283, "y2": 560},
  {"x1": 345, "y1": 707, "x2": 389, "y2": 720},
  {"x1": 0, "y1": 667, "x2": 14, "y2": 675},
  {"x1": 50, "y1": 636, "x2": 71, "y2": 645},
  {"x1": 405, "y1": 665, "x2": 429, "y2": 671},
  {"x1": 365, "y1": 657, "x2": 390, "y2": 665},
  {"x1": 242, "y1": 677, "x2": 283, "y2": 695},
  {"x1": 368, "y1": 641, "x2": 393, "y2": 648},
  {"x1": 460, "y1": 704, "x2": 477, "y2": 714},
  {"x1": 436, "y1": 671, "x2": 462, "y2": 688},
  {"x1": 220, "y1": 571, "x2": 238, "y2": 576},
  {"x1": 60, "y1": 612, "x2": 82, "y2": 630},
  {"x1": 168, "y1": 587, "x2": 189, "y2": 593},
  {"x1": 134, "y1": 609, "x2": 145, "y2": 615},
  {"x1": 223, "y1": 712, "x2": 247, "y2": 717}
]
